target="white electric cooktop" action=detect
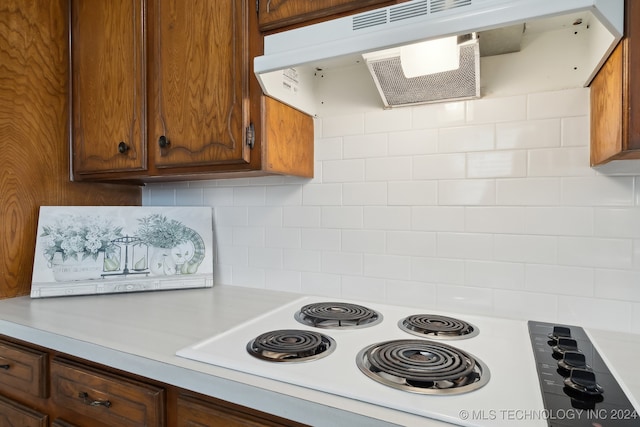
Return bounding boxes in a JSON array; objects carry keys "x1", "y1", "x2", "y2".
[{"x1": 177, "y1": 296, "x2": 547, "y2": 426}]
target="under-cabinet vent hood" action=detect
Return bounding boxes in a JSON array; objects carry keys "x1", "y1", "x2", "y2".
[{"x1": 254, "y1": 0, "x2": 623, "y2": 117}]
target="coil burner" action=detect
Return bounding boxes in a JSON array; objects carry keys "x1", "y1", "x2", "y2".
[
  {"x1": 246, "y1": 329, "x2": 335, "y2": 362},
  {"x1": 356, "y1": 339, "x2": 489, "y2": 394},
  {"x1": 294, "y1": 302, "x2": 382, "y2": 329},
  {"x1": 398, "y1": 314, "x2": 478, "y2": 340}
]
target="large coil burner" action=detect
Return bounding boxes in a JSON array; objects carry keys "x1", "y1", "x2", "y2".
[
  {"x1": 356, "y1": 339, "x2": 489, "y2": 394},
  {"x1": 246, "y1": 329, "x2": 335, "y2": 362},
  {"x1": 398, "y1": 314, "x2": 479, "y2": 340},
  {"x1": 294, "y1": 302, "x2": 382, "y2": 329}
]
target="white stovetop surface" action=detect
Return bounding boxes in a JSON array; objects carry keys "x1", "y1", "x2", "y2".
[{"x1": 177, "y1": 296, "x2": 547, "y2": 427}]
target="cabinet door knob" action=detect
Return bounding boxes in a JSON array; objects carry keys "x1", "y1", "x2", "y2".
[
  {"x1": 78, "y1": 391, "x2": 112, "y2": 408},
  {"x1": 118, "y1": 141, "x2": 129, "y2": 154},
  {"x1": 158, "y1": 135, "x2": 170, "y2": 149}
]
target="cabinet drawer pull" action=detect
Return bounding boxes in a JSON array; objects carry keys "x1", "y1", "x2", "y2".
[
  {"x1": 78, "y1": 391, "x2": 112, "y2": 408},
  {"x1": 117, "y1": 141, "x2": 129, "y2": 154},
  {"x1": 0, "y1": 364, "x2": 9, "y2": 370}
]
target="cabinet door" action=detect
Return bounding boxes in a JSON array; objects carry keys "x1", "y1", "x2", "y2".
[
  {"x1": 71, "y1": 0, "x2": 146, "y2": 175},
  {"x1": 590, "y1": 0, "x2": 640, "y2": 166},
  {"x1": 0, "y1": 395, "x2": 47, "y2": 427},
  {"x1": 258, "y1": 0, "x2": 397, "y2": 31},
  {"x1": 148, "y1": 0, "x2": 250, "y2": 171}
]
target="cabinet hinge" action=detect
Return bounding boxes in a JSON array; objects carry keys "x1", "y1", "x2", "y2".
[{"x1": 246, "y1": 123, "x2": 255, "y2": 149}]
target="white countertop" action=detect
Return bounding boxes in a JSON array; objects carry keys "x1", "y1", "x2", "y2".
[{"x1": 1, "y1": 285, "x2": 639, "y2": 426}]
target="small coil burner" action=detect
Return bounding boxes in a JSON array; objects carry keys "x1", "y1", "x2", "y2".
[
  {"x1": 246, "y1": 329, "x2": 335, "y2": 362},
  {"x1": 356, "y1": 339, "x2": 489, "y2": 394},
  {"x1": 294, "y1": 302, "x2": 382, "y2": 329},
  {"x1": 398, "y1": 314, "x2": 478, "y2": 340}
]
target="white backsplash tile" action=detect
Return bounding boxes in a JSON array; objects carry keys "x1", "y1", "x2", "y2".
[
  {"x1": 467, "y1": 95, "x2": 527, "y2": 124},
  {"x1": 321, "y1": 159, "x2": 364, "y2": 182},
  {"x1": 496, "y1": 178, "x2": 561, "y2": 206},
  {"x1": 388, "y1": 129, "x2": 438, "y2": 156},
  {"x1": 466, "y1": 150, "x2": 527, "y2": 178},
  {"x1": 386, "y1": 231, "x2": 436, "y2": 257},
  {"x1": 493, "y1": 234, "x2": 557, "y2": 264},
  {"x1": 365, "y1": 157, "x2": 413, "y2": 181},
  {"x1": 412, "y1": 100, "x2": 466, "y2": 128},
  {"x1": 283, "y1": 206, "x2": 320, "y2": 227},
  {"x1": 411, "y1": 206, "x2": 465, "y2": 232},
  {"x1": 438, "y1": 179, "x2": 496, "y2": 205},
  {"x1": 438, "y1": 124, "x2": 495, "y2": 153},
  {"x1": 436, "y1": 232, "x2": 493, "y2": 260},
  {"x1": 528, "y1": 147, "x2": 593, "y2": 177},
  {"x1": 413, "y1": 153, "x2": 466, "y2": 180},
  {"x1": 342, "y1": 229, "x2": 386, "y2": 254},
  {"x1": 343, "y1": 182, "x2": 387, "y2": 205},
  {"x1": 344, "y1": 133, "x2": 388, "y2": 158},
  {"x1": 388, "y1": 181, "x2": 437, "y2": 206},
  {"x1": 301, "y1": 228, "x2": 340, "y2": 251},
  {"x1": 283, "y1": 248, "x2": 321, "y2": 272},
  {"x1": 496, "y1": 119, "x2": 561, "y2": 150},
  {"x1": 144, "y1": 87, "x2": 640, "y2": 334}
]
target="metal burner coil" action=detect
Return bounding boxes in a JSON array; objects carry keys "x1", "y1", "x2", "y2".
[
  {"x1": 295, "y1": 302, "x2": 382, "y2": 329},
  {"x1": 246, "y1": 329, "x2": 336, "y2": 362},
  {"x1": 399, "y1": 314, "x2": 478, "y2": 340},
  {"x1": 356, "y1": 339, "x2": 490, "y2": 394}
]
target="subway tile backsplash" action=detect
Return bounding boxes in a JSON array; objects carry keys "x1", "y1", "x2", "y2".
[{"x1": 143, "y1": 88, "x2": 640, "y2": 333}]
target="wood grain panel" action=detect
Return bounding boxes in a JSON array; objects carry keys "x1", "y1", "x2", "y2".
[
  {"x1": 262, "y1": 96, "x2": 313, "y2": 177},
  {"x1": 590, "y1": 0, "x2": 640, "y2": 165},
  {"x1": 0, "y1": 0, "x2": 141, "y2": 299},
  {"x1": 0, "y1": 395, "x2": 47, "y2": 427},
  {"x1": 150, "y1": 0, "x2": 249, "y2": 169},
  {"x1": 71, "y1": 0, "x2": 146, "y2": 174},
  {"x1": 258, "y1": 0, "x2": 402, "y2": 31},
  {"x1": 590, "y1": 42, "x2": 624, "y2": 165}
]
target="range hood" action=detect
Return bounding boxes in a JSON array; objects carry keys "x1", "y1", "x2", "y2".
[{"x1": 254, "y1": 0, "x2": 623, "y2": 117}]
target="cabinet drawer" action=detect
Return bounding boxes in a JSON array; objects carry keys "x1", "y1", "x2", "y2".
[
  {"x1": 51, "y1": 358, "x2": 164, "y2": 426},
  {"x1": 0, "y1": 394, "x2": 47, "y2": 427},
  {"x1": 177, "y1": 393, "x2": 304, "y2": 427},
  {"x1": 0, "y1": 339, "x2": 48, "y2": 398}
]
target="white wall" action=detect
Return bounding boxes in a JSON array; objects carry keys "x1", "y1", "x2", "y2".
[{"x1": 143, "y1": 87, "x2": 640, "y2": 333}]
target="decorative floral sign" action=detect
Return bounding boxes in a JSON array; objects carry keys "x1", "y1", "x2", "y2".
[{"x1": 31, "y1": 206, "x2": 214, "y2": 298}]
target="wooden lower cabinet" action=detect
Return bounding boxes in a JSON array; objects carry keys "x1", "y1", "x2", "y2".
[
  {"x1": 0, "y1": 337, "x2": 305, "y2": 427},
  {"x1": 0, "y1": 395, "x2": 47, "y2": 427}
]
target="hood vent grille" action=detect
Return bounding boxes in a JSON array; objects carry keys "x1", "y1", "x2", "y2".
[
  {"x1": 431, "y1": 0, "x2": 472, "y2": 14},
  {"x1": 353, "y1": 0, "x2": 473, "y2": 31},
  {"x1": 353, "y1": 10, "x2": 388, "y2": 30},
  {"x1": 365, "y1": 37, "x2": 480, "y2": 107},
  {"x1": 390, "y1": 1, "x2": 428, "y2": 21}
]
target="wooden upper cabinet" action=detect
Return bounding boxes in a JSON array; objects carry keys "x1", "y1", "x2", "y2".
[
  {"x1": 148, "y1": 0, "x2": 249, "y2": 169},
  {"x1": 71, "y1": 0, "x2": 146, "y2": 175},
  {"x1": 70, "y1": 0, "x2": 313, "y2": 182},
  {"x1": 590, "y1": 0, "x2": 640, "y2": 169},
  {"x1": 257, "y1": 0, "x2": 402, "y2": 31}
]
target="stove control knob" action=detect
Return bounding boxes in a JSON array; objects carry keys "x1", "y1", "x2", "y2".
[
  {"x1": 564, "y1": 368, "x2": 604, "y2": 397},
  {"x1": 548, "y1": 326, "x2": 572, "y2": 344},
  {"x1": 558, "y1": 351, "x2": 588, "y2": 375},
  {"x1": 552, "y1": 337, "x2": 578, "y2": 358}
]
